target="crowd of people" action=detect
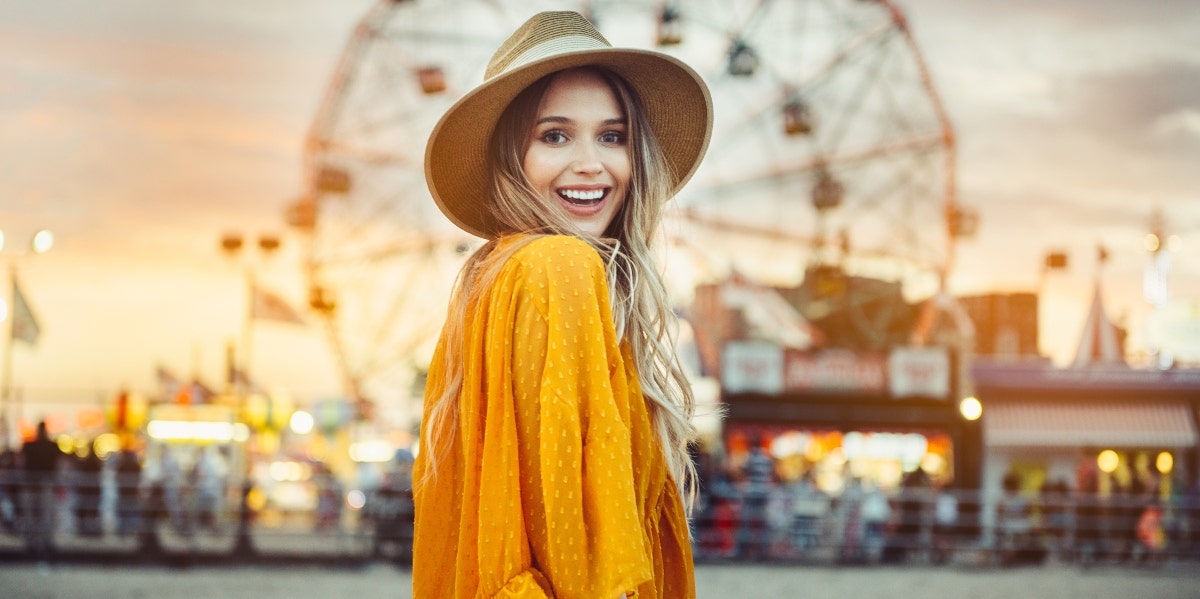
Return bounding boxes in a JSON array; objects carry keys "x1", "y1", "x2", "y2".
[
  {"x1": 4, "y1": 419, "x2": 1199, "y2": 569},
  {"x1": 0, "y1": 421, "x2": 232, "y2": 557},
  {"x1": 687, "y1": 441, "x2": 1200, "y2": 566},
  {"x1": 0, "y1": 419, "x2": 419, "y2": 562},
  {"x1": 689, "y1": 442, "x2": 950, "y2": 564}
]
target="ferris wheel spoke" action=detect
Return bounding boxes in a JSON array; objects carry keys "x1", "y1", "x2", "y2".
[{"x1": 684, "y1": 132, "x2": 944, "y2": 207}]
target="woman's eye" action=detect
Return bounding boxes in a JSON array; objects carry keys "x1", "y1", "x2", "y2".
[
  {"x1": 600, "y1": 131, "x2": 626, "y2": 144},
  {"x1": 540, "y1": 130, "x2": 568, "y2": 144}
]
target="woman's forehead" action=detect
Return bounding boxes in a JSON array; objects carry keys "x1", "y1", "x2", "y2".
[{"x1": 535, "y1": 69, "x2": 624, "y2": 119}]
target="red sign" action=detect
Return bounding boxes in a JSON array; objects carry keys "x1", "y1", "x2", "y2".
[
  {"x1": 784, "y1": 350, "x2": 886, "y2": 394},
  {"x1": 888, "y1": 347, "x2": 951, "y2": 399}
]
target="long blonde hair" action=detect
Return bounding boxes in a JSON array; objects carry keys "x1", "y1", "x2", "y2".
[{"x1": 421, "y1": 66, "x2": 698, "y2": 506}]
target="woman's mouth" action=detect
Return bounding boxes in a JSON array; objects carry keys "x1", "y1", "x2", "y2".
[{"x1": 557, "y1": 187, "x2": 608, "y2": 206}]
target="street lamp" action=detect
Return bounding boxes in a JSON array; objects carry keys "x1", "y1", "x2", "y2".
[
  {"x1": 0, "y1": 228, "x2": 54, "y2": 448},
  {"x1": 218, "y1": 230, "x2": 282, "y2": 556},
  {"x1": 220, "y1": 231, "x2": 281, "y2": 389}
]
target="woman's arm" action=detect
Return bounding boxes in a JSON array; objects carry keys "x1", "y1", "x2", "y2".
[{"x1": 500, "y1": 236, "x2": 653, "y2": 598}]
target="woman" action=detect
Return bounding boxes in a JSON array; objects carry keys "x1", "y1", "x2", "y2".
[{"x1": 413, "y1": 11, "x2": 712, "y2": 599}]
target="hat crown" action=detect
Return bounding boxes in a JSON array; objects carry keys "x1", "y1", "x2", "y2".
[{"x1": 486, "y1": 11, "x2": 612, "y2": 80}]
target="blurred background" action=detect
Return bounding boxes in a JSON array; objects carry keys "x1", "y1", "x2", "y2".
[{"x1": 1, "y1": 0, "x2": 1198, "y2": 578}]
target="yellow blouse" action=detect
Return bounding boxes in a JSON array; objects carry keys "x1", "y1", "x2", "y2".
[{"x1": 413, "y1": 235, "x2": 695, "y2": 599}]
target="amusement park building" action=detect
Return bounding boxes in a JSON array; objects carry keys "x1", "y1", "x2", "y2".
[
  {"x1": 690, "y1": 275, "x2": 1200, "y2": 540},
  {"x1": 690, "y1": 275, "x2": 982, "y2": 497}
]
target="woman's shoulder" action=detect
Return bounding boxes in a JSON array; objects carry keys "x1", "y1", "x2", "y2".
[{"x1": 505, "y1": 234, "x2": 606, "y2": 275}]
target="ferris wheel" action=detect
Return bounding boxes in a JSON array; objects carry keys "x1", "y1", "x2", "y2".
[{"x1": 287, "y1": 0, "x2": 969, "y2": 420}]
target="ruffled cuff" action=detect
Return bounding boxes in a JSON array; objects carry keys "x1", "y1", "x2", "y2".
[{"x1": 492, "y1": 569, "x2": 554, "y2": 599}]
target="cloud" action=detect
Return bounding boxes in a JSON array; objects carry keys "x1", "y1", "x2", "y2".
[
  {"x1": 1152, "y1": 108, "x2": 1200, "y2": 142},
  {"x1": 1062, "y1": 60, "x2": 1200, "y2": 130}
]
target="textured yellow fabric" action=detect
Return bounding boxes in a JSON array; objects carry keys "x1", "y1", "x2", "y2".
[{"x1": 413, "y1": 235, "x2": 695, "y2": 599}]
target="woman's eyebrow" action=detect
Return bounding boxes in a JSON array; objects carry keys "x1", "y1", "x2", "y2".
[{"x1": 534, "y1": 116, "x2": 627, "y2": 126}]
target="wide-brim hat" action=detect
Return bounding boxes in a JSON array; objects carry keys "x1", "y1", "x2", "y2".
[{"x1": 425, "y1": 10, "x2": 713, "y2": 239}]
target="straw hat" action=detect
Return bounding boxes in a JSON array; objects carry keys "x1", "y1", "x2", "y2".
[{"x1": 425, "y1": 10, "x2": 713, "y2": 239}]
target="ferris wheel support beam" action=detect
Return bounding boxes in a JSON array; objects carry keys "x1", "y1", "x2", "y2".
[
  {"x1": 303, "y1": 0, "x2": 398, "y2": 175},
  {"x1": 880, "y1": 0, "x2": 958, "y2": 289}
]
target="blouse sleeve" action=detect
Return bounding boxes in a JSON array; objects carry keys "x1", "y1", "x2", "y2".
[{"x1": 482, "y1": 236, "x2": 652, "y2": 598}]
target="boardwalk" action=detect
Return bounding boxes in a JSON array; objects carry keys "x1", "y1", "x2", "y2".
[{"x1": 2, "y1": 561, "x2": 1197, "y2": 599}]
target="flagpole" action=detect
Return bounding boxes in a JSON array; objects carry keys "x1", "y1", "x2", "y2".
[
  {"x1": 1, "y1": 260, "x2": 15, "y2": 449},
  {"x1": 242, "y1": 268, "x2": 255, "y2": 390},
  {"x1": 0, "y1": 229, "x2": 54, "y2": 448}
]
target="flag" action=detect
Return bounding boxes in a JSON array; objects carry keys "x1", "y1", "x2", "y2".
[
  {"x1": 251, "y1": 284, "x2": 306, "y2": 325},
  {"x1": 12, "y1": 276, "x2": 41, "y2": 346}
]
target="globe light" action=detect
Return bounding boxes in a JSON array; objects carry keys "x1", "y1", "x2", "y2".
[
  {"x1": 32, "y1": 229, "x2": 54, "y2": 253},
  {"x1": 1097, "y1": 449, "x2": 1120, "y2": 474},
  {"x1": 959, "y1": 396, "x2": 983, "y2": 421},
  {"x1": 1143, "y1": 233, "x2": 1160, "y2": 252},
  {"x1": 1156, "y1": 451, "x2": 1174, "y2": 474},
  {"x1": 290, "y1": 410, "x2": 315, "y2": 435}
]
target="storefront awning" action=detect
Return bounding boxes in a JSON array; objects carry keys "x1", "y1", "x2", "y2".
[{"x1": 985, "y1": 400, "x2": 1198, "y2": 448}]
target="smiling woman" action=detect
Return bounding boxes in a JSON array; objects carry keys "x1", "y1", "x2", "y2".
[{"x1": 413, "y1": 10, "x2": 712, "y2": 599}]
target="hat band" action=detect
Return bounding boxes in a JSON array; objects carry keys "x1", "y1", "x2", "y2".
[{"x1": 500, "y1": 34, "x2": 612, "y2": 76}]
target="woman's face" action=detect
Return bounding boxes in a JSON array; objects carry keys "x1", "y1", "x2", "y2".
[{"x1": 523, "y1": 69, "x2": 630, "y2": 237}]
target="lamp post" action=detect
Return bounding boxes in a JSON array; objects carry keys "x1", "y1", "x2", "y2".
[
  {"x1": 219, "y1": 230, "x2": 280, "y2": 556},
  {"x1": 0, "y1": 228, "x2": 53, "y2": 449}
]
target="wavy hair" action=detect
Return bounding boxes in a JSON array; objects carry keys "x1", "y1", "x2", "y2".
[{"x1": 421, "y1": 66, "x2": 698, "y2": 508}]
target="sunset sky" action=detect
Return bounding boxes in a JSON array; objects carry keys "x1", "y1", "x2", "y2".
[{"x1": 2, "y1": 0, "x2": 1198, "y2": 426}]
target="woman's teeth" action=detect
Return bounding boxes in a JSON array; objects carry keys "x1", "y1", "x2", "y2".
[{"x1": 559, "y1": 189, "x2": 605, "y2": 204}]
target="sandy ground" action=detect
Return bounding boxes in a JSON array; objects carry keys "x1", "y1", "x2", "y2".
[{"x1": 1, "y1": 562, "x2": 1197, "y2": 599}]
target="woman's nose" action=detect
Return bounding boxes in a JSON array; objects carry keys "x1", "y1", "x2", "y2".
[{"x1": 571, "y1": 142, "x2": 603, "y2": 174}]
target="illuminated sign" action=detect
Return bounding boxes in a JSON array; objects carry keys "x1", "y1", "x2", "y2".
[
  {"x1": 721, "y1": 341, "x2": 784, "y2": 394},
  {"x1": 888, "y1": 346, "x2": 950, "y2": 399}
]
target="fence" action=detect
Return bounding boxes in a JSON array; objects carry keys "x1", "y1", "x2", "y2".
[
  {"x1": 689, "y1": 482, "x2": 1200, "y2": 566},
  {"x1": 3, "y1": 470, "x2": 1199, "y2": 567}
]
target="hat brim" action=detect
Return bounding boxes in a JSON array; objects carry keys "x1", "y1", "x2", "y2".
[{"x1": 425, "y1": 48, "x2": 713, "y2": 239}]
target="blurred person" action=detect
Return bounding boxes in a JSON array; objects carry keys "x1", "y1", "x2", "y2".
[
  {"x1": 1135, "y1": 498, "x2": 1165, "y2": 564},
  {"x1": 931, "y1": 483, "x2": 959, "y2": 565},
  {"x1": 1040, "y1": 479, "x2": 1071, "y2": 561},
  {"x1": 369, "y1": 450, "x2": 414, "y2": 561},
  {"x1": 997, "y1": 470, "x2": 1034, "y2": 565},
  {"x1": 860, "y1": 481, "x2": 890, "y2": 563},
  {"x1": 764, "y1": 472, "x2": 793, "y2": 557},
  {"x1": 313, "y1": 461, "x2": 343, "y2": 532},
  {"x1": 21, "y1": 421, "x2": 61, "y2": 558},
  {"x1": 1111, "y1": 478, "x2": 1141, "y2": 562},
  {"x1": 836, "y1": 476, "x2": 866, "y2": 563},
  {"x1": 190, "y1": 445, "x2": 225, "y2": 532},
  {"x1": 114, "y1": 447, "x2": 143, "y2": 538},
  {"x1": 139, "y1": 478, "x2": 167, "y2": 554},
  {"x1": 156, "y1": 444, "x2": 187, "y2": 533},
  {"x1": 886, "y1": 468, "x2": 931, "y2": 563},
  {"x1": 75, "y1": 439, "x2": 105, "y2": 537},
  {"x1": 699, "y1": 469, "x2": 739, "y2": 559},
  {"x1": 740, "y1": 438, "x2": 775, "y2": 560},
  {"x1": 790, "y1": 470, "x2": 829, "y2": 554},
  {"x1": 1075, "y1": 459, "x2": 1104, "y2": 566},
  {"x1": 413, "y1": 10, "x2": 712, "y2": 597},
  {"x1": 0, "y1": 446, "x2": 19, "y2": 533}
]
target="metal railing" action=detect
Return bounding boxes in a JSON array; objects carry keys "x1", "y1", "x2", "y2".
[
  {"x1": 688, "y1": 483, "x2": 1200, "y2": 566},
  {"x1": 3, "y1": 470, "x2": 1199, "y2": 567},
  {"x1": 0, "y1": 469, "x2": 411, "y2": 563}
]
